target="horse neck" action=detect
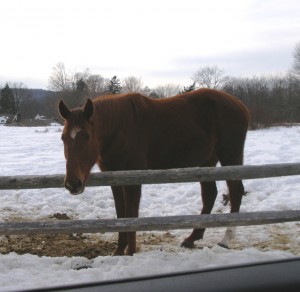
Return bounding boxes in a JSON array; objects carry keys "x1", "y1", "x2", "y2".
[
  {"x1": 94, "y1": 95, "x2": 142, "y2": 129},
  {"x1": 92, "y1": 99, "x2": 126, "y2": 144}
]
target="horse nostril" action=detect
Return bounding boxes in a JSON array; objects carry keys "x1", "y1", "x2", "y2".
[
  {"x1": 64, "y1": 181, "x2": 72, "y2": 192},
  {"x1": 65, "y1": 179, "x2": 83, "y2": 194},
  {"x1": 74, "y1": 179, "x2": 82, "y2": 189}
]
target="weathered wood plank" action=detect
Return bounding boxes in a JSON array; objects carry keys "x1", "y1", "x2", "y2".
[
  {"x1": 0, "y1": 163, "x2": 300, "y2": 190},
  {"x1": 0, "y1": 211, "x2": 299, "y2": 235}
]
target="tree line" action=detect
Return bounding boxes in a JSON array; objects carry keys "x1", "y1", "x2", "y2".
[
  {"x1": 1, "y1": 42, "x2": 300, "y2": 128},
  {"x1": 0, "y1": 83, "x2": 56, "y2": 121}
]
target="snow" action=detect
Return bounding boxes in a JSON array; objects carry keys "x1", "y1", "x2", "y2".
[{"x1": 0, "y1": 125, "x2": 300, "y2": 291}]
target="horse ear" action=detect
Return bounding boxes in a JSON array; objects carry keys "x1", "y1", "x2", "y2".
[
  {"x1": 59, "y1": 100, "x2": 71, "y2": 121},
  {"x1": 83, "y1": 98, "x2": 94, "y2": 121}
]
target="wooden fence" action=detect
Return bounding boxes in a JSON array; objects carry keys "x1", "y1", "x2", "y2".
[{"x1": 0, "y1": 163, "x2": 300, "y2": 236}]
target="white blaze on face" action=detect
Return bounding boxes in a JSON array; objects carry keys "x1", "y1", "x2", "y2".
[{"x1": 70, "y1": 127, "x2": 81, "y2": 140}]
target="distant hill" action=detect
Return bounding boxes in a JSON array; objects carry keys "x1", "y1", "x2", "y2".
[{"x1": 29, "y1": 89, "x2": 57, "y2": 100}]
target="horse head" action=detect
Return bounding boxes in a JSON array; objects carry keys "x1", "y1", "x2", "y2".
[{"x1": 59, "y1": 99, "x2": 98, "y2": 195}]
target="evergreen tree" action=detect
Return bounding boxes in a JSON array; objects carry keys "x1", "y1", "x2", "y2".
[
  {"x1": 180, "y1": 82, "x2": 196, "y2": 94},
  {"x1": 0, "y1": 84, "x2": 15, "y2": 114},
  {"x1": 107, "y1": 76, "x2": 122, "y2": 94},
  {"x1": 149, "y1": 90, "x2": 160, "y2": 98},
  {"x1": 76, "y1": 78, "x2": 87, "y2": 92}
]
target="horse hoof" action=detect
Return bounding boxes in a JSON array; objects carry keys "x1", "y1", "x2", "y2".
[
  {"x1": 111, "y1": 248, "x2": 125, "y2": 256},
  {"x1": 181, "y1": 240, "x2": 194, "y2": 249},
  {"x1": 217, "y1": 242, "x2": 229, "y2": 249}
]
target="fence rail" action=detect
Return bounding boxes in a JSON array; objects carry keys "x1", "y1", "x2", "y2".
[
  {"x1": 0, "y1": 163, "x2": 300, "y2": 236},
  {"x1": 0, "y1": 211, "x2": 299, "y2": 236},
  {"x1": 1, "y1": 163, "x2": 300, "y2": 190}
]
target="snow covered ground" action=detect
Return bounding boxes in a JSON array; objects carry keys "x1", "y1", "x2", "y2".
[{"x1": 0, "y1": 125, "x2": 300, "y2": 291}]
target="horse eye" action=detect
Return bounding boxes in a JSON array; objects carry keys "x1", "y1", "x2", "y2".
[
  {"x1": 84, "y1": 133, "x2": 90, "y2": 141},
  {"x1": 80, "y1": 131, "x2": 90, "y2": 141}
]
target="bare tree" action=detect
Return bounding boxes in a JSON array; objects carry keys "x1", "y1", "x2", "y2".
[
  {"x1": 122, "y1": 76, "x2": 143, "y2": 93},
  {"x1": 291, "y1": 42, "x2": 300, "y2": 77},
  {"x1": 48, "y1": 63, "x2": 91, "y2": 108},
  {"x1": 86, "y1": 74, "x2": 109, "y2": 98},
  {"x1": 154, "y1": 83, "x2": 182, "y2": 98},
  {"x1": 192, "y1": 65, "x2": 228, "y2": 89},
  {"x1": 48, "y1": 62, "x2": 69, "y2": 91}
]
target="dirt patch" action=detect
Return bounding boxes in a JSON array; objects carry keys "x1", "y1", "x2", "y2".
[
  {"x1": 0, "y1": 233, "x2": 116, "y2": 259},
  {"x1": 253, "y1": 224, "x2": 300, "y2": 254},
  {"x1": 0, "y1": 232, "x2": 178, "y2": 259},
  {"x1": 49, "y1": 212, "x2": 72, "y2": 220},
  {"x1": 225, "y1": 223, "x2": 300, "y2": 255},
  {"x1": 1, "y1": 225, "x2": 299, "y2": 259}
]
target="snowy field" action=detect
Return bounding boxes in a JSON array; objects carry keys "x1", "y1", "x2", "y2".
[{"x1": 0, "y1": 125, "x2": 300, "y2": 291}]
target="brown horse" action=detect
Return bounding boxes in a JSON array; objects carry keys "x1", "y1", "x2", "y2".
[{"x1": 59, "y1": 88, "x2": 249, "y2": 255}]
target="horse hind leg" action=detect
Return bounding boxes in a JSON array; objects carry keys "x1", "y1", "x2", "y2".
[
  {"x1": 218, "y1": 152, "x2": 245, "y2": 248},
  {"x1": 218, "y1": 180, "x2": 244, "y2": 248}
]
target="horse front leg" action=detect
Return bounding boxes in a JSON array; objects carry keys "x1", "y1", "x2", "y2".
[
  {"x1": 124, "y1": 185, "x2": 142, "y2": 255},
  {"x1": 181, "y1": 181, "x2": 218, "y2": 248},
  {"x1": 111, "y1": 186, "x2": 128, "y2": 256}
]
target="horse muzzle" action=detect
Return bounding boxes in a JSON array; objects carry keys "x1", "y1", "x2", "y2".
[{"x1": 64, "y1": 178, "x2": 84, "y2": 195}]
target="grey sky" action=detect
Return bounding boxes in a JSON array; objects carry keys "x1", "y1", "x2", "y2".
[{"x1": 0, "y1": 0, "x2": 299, "y2": 89}]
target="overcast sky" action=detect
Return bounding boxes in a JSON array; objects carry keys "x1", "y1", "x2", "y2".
[{"x1": 0, "y1": 0, "x2": 299, "y2": 89}]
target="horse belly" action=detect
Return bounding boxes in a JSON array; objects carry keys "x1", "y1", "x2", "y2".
[{"x1": 147, "y1": 129, "x2": 215, "y2": 169}]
